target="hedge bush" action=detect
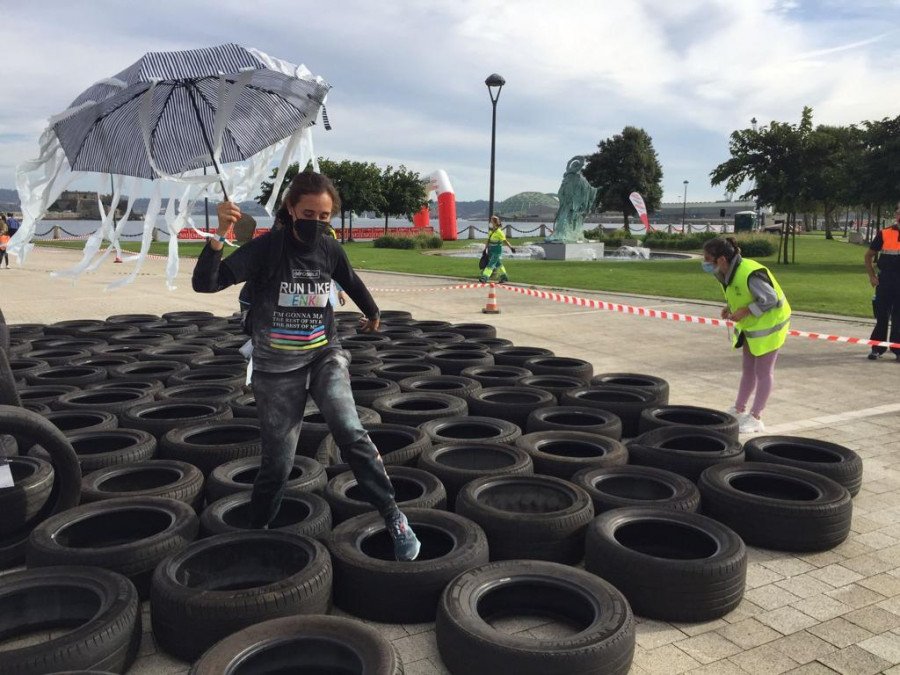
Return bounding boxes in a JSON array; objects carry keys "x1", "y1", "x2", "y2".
[{"x1": 373, "y1": 234, "x2": 443, "y2": 250}]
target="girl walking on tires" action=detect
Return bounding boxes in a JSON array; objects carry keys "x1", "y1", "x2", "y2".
[
  {"x1": 702, "y1": 237, "x2": 791, "y2": 434},
  {"x1": 479, "y1": 215, "x2": 515, "y2": 283},
  {"x1": 192, "y1": 171, "x2": 420, "y2": 561}
]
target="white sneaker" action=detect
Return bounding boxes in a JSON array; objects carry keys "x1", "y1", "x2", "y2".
[
  {"x1": 739, "y1": 414, "x2": 765, "y2": 434},
  {"x1": 725, "y1": 406, "x2": 744, "y2": 417}
]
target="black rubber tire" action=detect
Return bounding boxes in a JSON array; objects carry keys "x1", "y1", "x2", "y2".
[
  {"x1": 65, "y1": 429, "x2": 157, "y2": 473},
  {"x1": 109, "y1": 331, "x2": 175, "y2": 348},
  {"x1": 81, "y1": 322, "x2": 142, "y2": 338},
  {"x1": 156, "y1": 382, "x2": 241, "y2": 407},
  {"x1": 424, "y1": 331, "x2": 466, "y2": 346},
  {"x1": 0, "y1": 567, "x2": 141, "y2": 675},
  {"x1": 25, "y1": 365, "x2": 107, "y2": 388},
  {"x1": 427, "y1": 341, "x2": 489, "y2": 353},
  {"x1": 0, "y1": 405, "x2": 82, "y2": 570},
  {"x1": 150, "y1": 531, "x2": 332, "y2": 661},
  {"x1": 159, "y1": 418, "x2": 259, "y2": 475},
  {"x1": 26, "y1": 496, "x2": 199, "y2": 599},
  {"x1": 317, "y1": 423, "x2": 432, "y2": 477},
  {"x1": 372, "y1": 391, "x2": 468, "y2": 426},
  {"x1": 376, "y1": 326, "x2": 425, "y2": 339},
  {"x1": 89, "y1": 343, "x2": 147, "y2": 358},
  {"x1": 436, "y1": 559, "x2": 634, "y2": 675},
  {"x1": 419, "y1": 415, "x2": 522, "y2": 446},
  {"x1": 298, "y1": 405, "x2": 380, "y2": 458},
  {"x1": 188, "y1": 614, "x2": 402, "y2": 675},
  {"x1": 324, "y1": 465, "x2": 447, "y2": 524},
  {"x1": 373, "y1": 361, "x2": 441, "y2": 382},
  {"x1": 105, "y1": 313, "x2": 161, "y2": 325},
  {"x1": 331, "y1": 508, "x2": 490, "y2": 622},
  {"x1": 561, "y1": 385, "x2": 663, "y2": 438},
  {"x1": 390, "y1": 337, "x2": 438, "y2": 352},
  {"x1": 230, "y1": 392, "x2": 257, "y2": 418},
  {"x1": 418, "y1": 442, "x2": 533, "y2": 509},
  {"x1": 460, "y1": 365, "x2": 533, "y2": 388},
  {"x1": 107, "y1": 359, "x2": 188, "y2": 385},
  {"x1": 0, "y1": 456, "x2": 54, "y2": 536},
  {"x1": 54, "y1": 385, "x2": 154, "y2": 414},
  {"x1": 80, "y1": 459, "x2": 205, "y2": 510},
  {"x1": 515, "y1": 431, "x2": 628, "y2": 479},
  {"x1": 120, "y1": 401, "x2": 233, "y2": 440},
  {"x1": 23, "y1": 348, "x2": 91, "y2": 366},
  {"x1": 349, "y1": 376, "x2": 401, "y2": 407},
  {"x1": 166, "y1": 366, "x2": 246, "y2": 389},
  {"x1": 466, "y1": 336, "x2": 513, "y2": 350},
  {"x1": 698, "y1": 462, "x2": 853, "y2": 551},
  {"x1": 199, "y1": 490, "x2": 332, "y2": 539},
  {"x1": 161, "y1": 310, "x2": 216, "y2": 324},
  {"x1": 467, "y1": 385, "x2": 557, "y2": 429},
  {"x1": 71, "y1": 354, "x2": 138, "y2": 368},
  {"x1": 341, "y1": 342, "x2": 378, "y2": 360},
  {"x1": 585, "y1": 507, "x2": 747, "y2": 621},
  {"x1": 138, "y1": 343, "x2": 215, "y2": 365},
  {"x1": 744, "y1": 435, "x2": 863, "y2": 496},
  {"x1": 0, "y1": 349, "x2": 23, "y2": 407},
  {"x1": 407, "y1": 319, "x2": 451, "y2": 333},
  {"x1": 379, "y1": 310, "x2": 413, "y2": 321},
  {"x1": 522, "y1": 356, "x2": 594, "y2": 383},
  {"x1": 85, "y1": 378, "x2": 165, "y2": 398},
  {"x1": 591, "y1": 372, "x2": 670, "y2": 405},
  {"x1": 141, "y1": 321, "x2": 200, "y2": 338},
  {"x1": 206, "y1": 455, "x2": 327, "y2": 503},
  {"x1": 626, "y1": 426, "x2": 745, "y2": 481},
  {"x1": 571, "y1": 465, "x2": 702, "y2": 514},
  {"x1": 41, "y1": 338, "x2": 108, "y2": 353},
  {"x1": 45, "y1": 319, "x2": 106, "y2": 336},
  {"x1": 346, "y1": 355, "x2": 383, "y2": 377},
  {"x1": 455, "y1": 474, "x2": 594, "y2": 563},
  {"x1": 638, "y1": 405, "x2": 741, "y2": 440},
  {"x1": 426, "y1": 349, "x2": 494, "y2": 376},
  {"x1": 526, "y1": 405, "x2": 623, "y2": 440},
  {"x1": 18, "y1": 384, "x2": 79, "y2": 409},
  {"x1": 445, "y1": 323, "x2": 497, "y2": 339},
  {"x1": 397, "y1": 374, "x2": 481, "y2": 399},
  {"x1": 372, "y1": 348, "x2": 424, "y2": 363},
  {"x1": 489, "y1": 345, "x2": 554, "y2": 366},
  {"x1": 8, "y1": 357, "x2": 50, "y2": 382},
  {"x1": 341, "y1": 333, "x2": 392, "y2": 349},
  {"x1": 516, "y1": 373, "x2": 586, "y2": 399},
  {"x1": 192, "y1": 355, "x2": 248, "y2": 371}
]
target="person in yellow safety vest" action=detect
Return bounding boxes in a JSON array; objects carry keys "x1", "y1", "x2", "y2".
[
  {"x1": 864, "y1": 205, "x2": 900, "y2": 361},
  {"x1": 702, "y1": 236, "x2": 791, "y2": 434},
  {"x1": 479, "y1": 215, "x2": 516, "y2": 283}
]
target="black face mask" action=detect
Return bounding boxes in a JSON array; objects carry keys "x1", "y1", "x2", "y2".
[{"x1": 292, "y1": 218, "x2": 329, "y2": 245}]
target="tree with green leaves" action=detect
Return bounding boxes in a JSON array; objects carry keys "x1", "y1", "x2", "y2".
[
  {"x1": 379, "y1": 165, "x2": 428, "y2": 233},
  {"x1": 337, "y1": 160, "x2": 384, "y2": 242},
  {"x1": 583, "y1": 126, "x2": 663, "y2": 226}
]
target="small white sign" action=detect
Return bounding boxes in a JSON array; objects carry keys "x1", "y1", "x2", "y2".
[{"x1": 0, "y1": 461, "x2": 13, "y2": 489}]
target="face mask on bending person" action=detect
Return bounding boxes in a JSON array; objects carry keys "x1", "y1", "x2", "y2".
[
  {"x1": 292, "y1": 218, "x2": 329, "y2": 245},
  {"x1": 287, "y1": 190, "x2": 335, "y2": 246}
]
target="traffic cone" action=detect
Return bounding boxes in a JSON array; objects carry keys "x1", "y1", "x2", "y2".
[{"x1": 482, "y1": 285, "x2": 501, "y2": 314}]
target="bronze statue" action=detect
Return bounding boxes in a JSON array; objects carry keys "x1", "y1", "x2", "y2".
[{"x1": 548, "y1": 156, "x2": 597, "y2": 242}]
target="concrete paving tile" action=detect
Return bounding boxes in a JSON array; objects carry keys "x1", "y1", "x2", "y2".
[
  {"x1": 853, "y1": 532, "x2": 900, "y2": 551},
  {"x1": 717, "y1": 618, "x2": 783, "y2": 649},
  {"x1": 858, "y1": 573, "x2": 900, "y2": 597},
  {"x1": 768, "y1": 630, "x2": 838, "y2": 664},
  {"x1": 668, "y1": 618, "x2": 728, "y2": 637},
  {"x1": 762, "y1": 558, "x2": 818, "y2": 578},
  {"x1": 841, "y1": 606, "x2": 900, "y2": 633},
  {"x1": 808, "y1": 618, "x2": 876, "y2": 648},
  {"x1": 425, "y1": 658, "x2": 452, "y2": 675},
  {"x1": 123, "y1": 651, "x2": 190, "y2": 675},
  {"x1": 675, "y1": 631, "x2": 742, "y2": 664},
  {"x1": 685, "y1": 661, "x2": 749, "y2": 675},
  {"x1": 756, "y1": 606, "x2": 820, "y2": 635},
  {"x1": 632, "y1": 644, "x2": 702, "y2": 675},
  {"x1": 878, "y1": 596, "x2": 900, "y2": 616},
  {"x1": 883, "y1": 665, "x2": 900, "y2": 675},
  {"x1": 724, "y1": 598, "x2": 766, "y2": 624},
  {"x1": 791, "y1": 595, "x2": 852, "y2": 622},
  {"x1": 728, "y1": 643, "x2": 800, "y2": 674},
  {"x1": 777, "y1": 574, "x2": 837, "y2": 600},
  {"x1": 857, "y1": 631, "x2": 900, "y2": 664},
  {"x1": 782, "y1": 664, "x2": 840, "y2": 674},
  {"x1": 635, "y1": 620, "x2": 689, "y2": 649},
  {"x1": 818, "y1": 644, "x2": 893, "y2": 675},
  {"x1": 808, "y1": 565, "x2": 866, "y2": 588},
  {"x1": 403, "y1": 660, "x2": 448, "y2": 675},
  {"x1": 823, "y1": 583, "x2": 886, "y2": 610},
  {"x1": 840, "y1": 553, "x2": 897, "y2": 576},
  {"x1": 138, "y1": 630, "x2": 157, "y2": 657},
  {"x1": 831, "y1": 540, "x2": 877, "y2": 559},
  {"x1": 748, "y1": 562, "x2": 790, "y2": 589},
  {"x1": 797, "y1": 551, "x2": 846, "y2": 568},
  {"x1": 402, "y1": 622, "x2": 437, "y2": 636},
  {"x1": 746, "y1": 585, "x2": 804, "y2": 611},
  {"x1": 391, "y1": 631, "x2": 441, "y2": 664},
  {"x1": 850, "y1": 516, "x2": 888, "y2": 533}
]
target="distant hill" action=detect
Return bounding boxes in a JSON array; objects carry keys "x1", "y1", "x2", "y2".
[{"x1": 498, "y1": 191, "x2": 558, "y2": 218}]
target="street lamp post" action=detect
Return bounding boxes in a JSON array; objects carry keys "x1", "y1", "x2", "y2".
[
  {"x1": 485, "y1": 73, "x2": 505, "y2": 223},
  {"x1": 751, "y1": 117, "x2": 761, "y2": 233},
  {"x1": 681, "y1": 180, "x2": 689, "y2": 234}
]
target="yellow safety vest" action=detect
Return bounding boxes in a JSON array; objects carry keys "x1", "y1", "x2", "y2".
[
  {"x1": 723, "y1": 259, "x2": 791, "y2": 356},
  {"x1": 488, "y1": 227, "x2": 506, "y2": 252}
]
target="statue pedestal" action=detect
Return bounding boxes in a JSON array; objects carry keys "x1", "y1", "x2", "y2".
[{"x1": 537, "y1": 241, "x2": 605, "y2": 261}]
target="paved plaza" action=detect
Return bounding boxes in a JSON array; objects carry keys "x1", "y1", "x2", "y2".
[{"x1": 2, "y1": 246, "x2": 900, "y2": 675}]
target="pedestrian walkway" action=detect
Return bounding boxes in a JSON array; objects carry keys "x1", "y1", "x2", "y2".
[{"x1": 3, "y1": 247, "x2": 900, "y2": 675}]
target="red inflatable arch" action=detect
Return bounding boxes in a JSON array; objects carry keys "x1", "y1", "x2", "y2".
[{"x1": 412, "y1": 170, "x2": 457, "y2": 240}]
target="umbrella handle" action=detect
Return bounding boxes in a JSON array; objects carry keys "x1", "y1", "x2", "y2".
[{"x1": 187, "y1": 83, "x2": 229, "y2": 201}]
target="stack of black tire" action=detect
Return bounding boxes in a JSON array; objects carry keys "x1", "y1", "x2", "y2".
[{"x1": 0, "y1": 308, "x2": 861, "y2": 675}]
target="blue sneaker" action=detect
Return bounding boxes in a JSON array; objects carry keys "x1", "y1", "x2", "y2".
[{"x1": 386, "y1": 511, "x2": 421, "y2": 561}]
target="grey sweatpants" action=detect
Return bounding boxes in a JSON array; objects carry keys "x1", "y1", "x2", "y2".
[{"x1": 250, "y1": 348, "x2": 397, "y2": 528}]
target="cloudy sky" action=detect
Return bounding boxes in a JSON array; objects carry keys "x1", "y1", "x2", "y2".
[{"x1": 1, "y1": 0, "x2": 898, "y2": 203}]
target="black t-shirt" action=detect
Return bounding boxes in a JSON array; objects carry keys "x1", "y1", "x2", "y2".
[
  {"x1": 869, "y1": 227, "x2": 900, "y2": 276},
  {"x1": 192, "y1": 229, "x2": 379, "y2": 373}
]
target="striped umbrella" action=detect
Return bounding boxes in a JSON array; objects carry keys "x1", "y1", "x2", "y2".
[{"x1": 51, "y1": 43, "x2": 330, "y2": 193}]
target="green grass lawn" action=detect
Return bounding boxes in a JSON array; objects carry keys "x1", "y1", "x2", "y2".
[{"x1": 37, "y1": 233, "x2": 874, "y2": 317}]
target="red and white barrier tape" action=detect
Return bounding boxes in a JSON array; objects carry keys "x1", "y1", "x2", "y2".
[{"x1": 371, "y1": 281, "x2": 899, "y2": 350}]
